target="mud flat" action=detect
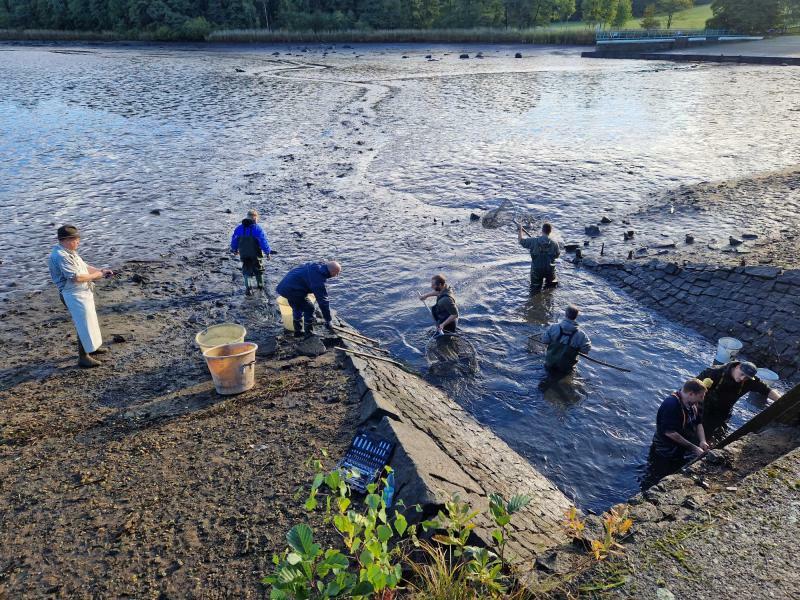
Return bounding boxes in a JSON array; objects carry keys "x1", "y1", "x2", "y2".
[
  {"x1": 578, "y1": 167, "x2": 800, "y2": 381},
  {"x1": 0, "y1": 247, "x2": 362, "y2": 598}
]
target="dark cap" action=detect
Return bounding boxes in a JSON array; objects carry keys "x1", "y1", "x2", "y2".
[
  {"x1": 57, "y1": 225, "x2": 80, "y2": 240},
  {"x1": 738, "y1": 361, "x2": 758, "y2": 378}
]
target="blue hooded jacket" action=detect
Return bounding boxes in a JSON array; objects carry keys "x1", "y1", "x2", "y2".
[
  {"x1": 230, "y1": 219, "x2": 271, "y2": 254},
  {"x1": 276, "y1": 262, "x2": 333, "y2": 322}
]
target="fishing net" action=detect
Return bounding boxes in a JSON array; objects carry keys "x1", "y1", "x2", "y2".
[
  {"x1": 480, "y1": 199, "x2": 537, "y2": 230},
  {"x1": 425, "y1": 332, "x2": 479, "y2": 374}
]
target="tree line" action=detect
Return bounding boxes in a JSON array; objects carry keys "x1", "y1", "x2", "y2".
[{"x1": 0, "y1": 0, "x2": 795, "y2": 37}]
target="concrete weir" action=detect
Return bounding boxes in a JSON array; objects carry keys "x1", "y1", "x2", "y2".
[{"x1": 336, "y1": 328, "x2": 574, "y2": 568}]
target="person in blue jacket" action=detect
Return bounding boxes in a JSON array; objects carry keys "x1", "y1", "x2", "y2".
[
  {"x1": 230, "y1": 209, "x2": 272, "y2": 296},
  {"x1": 276, "y1": 261, "x2": 341, "y2": 337}
]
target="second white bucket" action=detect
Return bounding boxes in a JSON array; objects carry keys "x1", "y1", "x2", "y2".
[
  {"x1": 715, "y1": 337, "x2": 743, "y2": 364},
  {"x1": 277, "y1": 295, "x2": 316, "y2": 331}
]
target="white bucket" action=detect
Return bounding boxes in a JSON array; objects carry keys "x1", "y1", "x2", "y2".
[
  {"x1": 714, "y1": 337, "x2": 743, "y2": 364},
  {"x1": 756, "y1": 368, "x2": 779, "y2": 383},
  {"x1": 277, "y1": 294, "x2": 316, "y2": 331},
  {"x1": 195, "y1": 323, "x2": 246, "y2": 352},
  {"x1": 203, "y1": 342, "x2": 258, "y2": 395}
]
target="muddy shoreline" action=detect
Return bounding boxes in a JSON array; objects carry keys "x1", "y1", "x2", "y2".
[{"x1": 0, "y1": 241, "x2": 363, "y2": 598}]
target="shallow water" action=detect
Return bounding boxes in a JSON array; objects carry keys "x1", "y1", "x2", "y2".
[{"x1": 2, "y1": 43, "x2": 798, "y2": 511}]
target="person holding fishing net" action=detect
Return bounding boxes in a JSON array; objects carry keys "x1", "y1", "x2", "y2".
[
  {"x1": 518, "y1": 222, "x2": 560, "y2": 290},
  {"x1": 418, "y1": 274, "x2": 459, "y2": 334},
  {"x1": 542, "y1": 304, "x2": 592, "y2": 378}
]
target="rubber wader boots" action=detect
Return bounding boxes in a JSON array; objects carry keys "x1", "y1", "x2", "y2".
[{"x1": 293, "y1": 320, "x2": 304, "y2": 338}]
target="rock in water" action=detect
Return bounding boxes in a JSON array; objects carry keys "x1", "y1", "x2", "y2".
[
  {"x1": 600, "y1": 216, "x2": 613, "y2": 224},
  {"x1": 585, "y1": 225, "x2": 601, "y2": 236},
  {"x1": 685, "y1": 233, "x2": 695, "y2": 244},
  {"x1": 729, "y1": 236, "x2": 743, "y2": 246},
  {"x1": 470, "y1": 213, "x2": 481, "y2": 222},
  {"x1": 515, "y1": 52, "x2": 523, "y2": 58},
  {"x1": 459, "y1": 53, "x2": 469, "y2": 59},
  {"x1": 235, "y1": 68, "x2": 245, "y2": 73},
  {"x1": 150, "y1": 209, "x2": 161, "y2": 215}
]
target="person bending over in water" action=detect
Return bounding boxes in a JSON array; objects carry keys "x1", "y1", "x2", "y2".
[
  {"x1": 519, "y1": 222, "x2": 560, "y2": 290},
  {"x1": 230, "y1": 209, "x2": 271, "y2": 296},
  {"x1": 418, "y1": 274, "x2": 459, "y2": 334}
]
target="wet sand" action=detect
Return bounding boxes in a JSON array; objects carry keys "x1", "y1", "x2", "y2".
[{"x1": 0, "y1": 247, "x2": 358, "y2": 598}]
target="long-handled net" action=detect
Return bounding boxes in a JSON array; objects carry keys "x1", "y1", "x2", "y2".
[{"x1": 425, "y1": 331, "x2": 479, "y2": 374}]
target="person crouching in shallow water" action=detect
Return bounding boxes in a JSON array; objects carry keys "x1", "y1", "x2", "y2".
[
  {"x1": 276, "y1": 261, "x2": 341, "y2": 337},
  {"x1": 48, "y1": 225, "x2": 113, "y2": 368},
  {"x1": 230, "y1": 209, "x2": 271, "y2": 296},
  {"x1": 643, "y1": 378, "x2": 710, "y2": 490},
  {"x1": 519, "y1": 222, "x2": 560, "y2": 291},
  {"x1": 697, "y1": 360, "x2": 782, "y2": 437},
  {"x1": 540, "y1": 304, "x2": 591, "y2": 386},
  {"x1": 418, "y1": 274, "x2": 459, "y2": 334}
]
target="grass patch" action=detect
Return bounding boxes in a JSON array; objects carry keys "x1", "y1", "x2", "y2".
[
  {"x1": 622, "y1": 4, "x2": 714, "y2": 30},
  {"x1": 651, "y1": 522, "x2": 711, "y2": 576}
]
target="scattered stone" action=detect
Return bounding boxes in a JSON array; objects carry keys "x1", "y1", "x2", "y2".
[
  {"x1": 459, "y1": 53, "x2": 469, "y2": 59},
  {"x1": 111, "y1": 334, "x2": 127, "y2": 343},
  {"x1": 729, "y1": 236, "x2": 743, "y2": 246},
  {"x1": 450, "y1": 219, "x2": 460, "y2": 223},
  {"x1": 464, "y1": 179, "x2": 471, "y2": 185},
  {"x1": 425, "y1": 54, "x2": 432, "y2": 59},
  {"x1": 470, "y1": 213, "x2": 480, "y2": 222},
  {"x1": 685, "y1": 233, "x2": 695, "y2": 244},
  {"x1": 515, "y1": 52, "x2": 522, "y2": 58},
  {"x1": 585, "y1": 225, "x2": 601, "y2": 236},
  {"x1": 600, "y1": 216, "x2": 613, "y2": 224},
  {"x1": 150, "y1": 209, "x2": 161, "y2": 215},
  {"x1": 742, "y1": 233, "x2": 758, "y2": 240},
  {"x1": 564, "y1": 243, "x2": 580, "y2": 253},
  {"x1": 402, "y1": 55, "x2": 409, "y2": 59},
  {"x1": 224, "y1": 208, "x2": 232, "y2": 214},
  {"x1": 234, "y1": 68, "x2": 245, "y2": 73},
  {"x1": 295, "y1": 335, "x2": 327, "y2": 357}
]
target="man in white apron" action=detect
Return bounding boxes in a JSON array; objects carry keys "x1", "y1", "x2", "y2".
[{"x1": 48, "y1": 225, "x2": 113, "y2": 368}]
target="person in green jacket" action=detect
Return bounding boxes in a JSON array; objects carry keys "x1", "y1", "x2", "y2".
[{"x1": 519, "y1": 222, "x2": 560, "y2": 290}]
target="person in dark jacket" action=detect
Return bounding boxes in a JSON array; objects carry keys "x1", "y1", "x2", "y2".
[
  {"x1": 230, "y1": 209, "x2": 271, "y2": 296},
  {"x1": 276, "y1": 261, "x2": 341, "y2": 337},
  {"x1": 519, "y1": 222, "x2": 560, "y2": 290},
  {"x1": 698, "y1": 361, "x2": 782, "y2": 432},
  {"x1": 541, "y1": 304, "x2": 591, "y2": 376},
  {"x1": 642, "y1": 378, "x2": 710, "y2": 489},
  {"x1": 418, "y1": 274, "x2": 459, "y2": 334}
]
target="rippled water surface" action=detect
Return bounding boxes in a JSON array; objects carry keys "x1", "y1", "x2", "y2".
[{"x1": 3, "y1": 43, "x2": 799, "y2": 511}]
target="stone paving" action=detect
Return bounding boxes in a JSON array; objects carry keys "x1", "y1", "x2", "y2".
[
  {"x1": 583, "y1": 259, "x2": 800, "y2": 381},
  {"x1": 340, "y1": 331, "x2": 574, "y2": 571}
]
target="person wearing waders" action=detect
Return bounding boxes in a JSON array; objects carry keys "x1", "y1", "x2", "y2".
[
  {"x1": 697, "y1": 360, "x2": 782, "y2": 435},
  {"x1": 48, "y1": 225, "x2": 113, "y2": 368},
  {"x1": 642, "y1": 378, "x2": 710, "y2": 489},
  {"x1": 276, "y1": 261, "x2": 341, "y2": 337},
  {"x1": 540, "y1": 304, "x2": 591, "y2": 384},
  {"x1": 519, "y1": 222, "x2": 560, "y2": 290},
  {"x1": 418, "y1": 274, "x2": 459, "y2": 334},
  {"x1": 230, "y1": 209, "x2": 271, "y2": 296}
]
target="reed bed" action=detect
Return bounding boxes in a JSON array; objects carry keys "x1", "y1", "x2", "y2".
[
  {"x1": 206, "y1": 27, "x2": 597, "y2": 45},
  {"x1": 0, "y1": 26, "x2": 597, "y2": 45}
]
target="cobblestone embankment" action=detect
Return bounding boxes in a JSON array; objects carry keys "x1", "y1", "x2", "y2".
[
  {"x1": 582, "y1": 259, "x2": 800, "y2": 381},
  {"x1": 336, "y1": 332, "x2": 575, "y2": 571}
]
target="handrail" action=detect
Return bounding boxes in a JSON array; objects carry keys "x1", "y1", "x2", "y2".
[{"x1": 596, "y1": 29, "x2": 736, "y2": 41}]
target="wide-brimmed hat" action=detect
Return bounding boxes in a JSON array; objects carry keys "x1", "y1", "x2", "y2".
[{"x1": 57, "y1": 225, "x2": 80, "y2": 240}]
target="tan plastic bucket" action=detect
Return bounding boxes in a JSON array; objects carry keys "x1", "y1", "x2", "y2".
[
  {"x1": 203, "y1": 342, "x2": 258, "y2": 395},
  {"x1": 195, "y1": 323, "x2": 246, "y2": 352},
  {"x1": 277, "y1": 295, "x2": 316, "y2": 331}
]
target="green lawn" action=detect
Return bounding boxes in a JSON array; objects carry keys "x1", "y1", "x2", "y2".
[{"x1": 623, "y1": 4, "x2": 714, "y2": 30}]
